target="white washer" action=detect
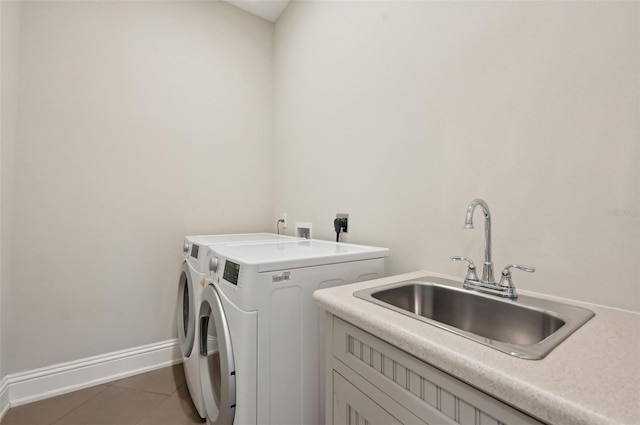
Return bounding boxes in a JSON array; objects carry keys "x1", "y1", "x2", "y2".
[
  {"x1": 198, "y1": 239, "x2": 389, "y2": 425},
  {"x1": 177, "y1": 233, "x2": 299, "y2": 418}
]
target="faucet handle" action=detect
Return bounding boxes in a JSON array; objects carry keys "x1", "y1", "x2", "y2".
[
  {"x1": 450, "y1": 256, "x2": 479, "y2": 282},
  {"x1": 499, "y1": 264, "x2": 535, "y2": 289}
]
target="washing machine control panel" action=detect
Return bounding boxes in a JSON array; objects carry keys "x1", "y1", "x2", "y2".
[
  {"x1": 223, "y1": 260, "x2": 241, "y2": 286},
  {"x1": 190, "y1": 244, "x2": 200, "y2": 259}
]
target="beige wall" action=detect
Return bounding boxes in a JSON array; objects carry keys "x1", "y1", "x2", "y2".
[
  {"x1": 1, "y1": 0, "x2": 3, "y2": 383},
  {"x1": 6, "y1": 1, "x2": 273, "y2": 374},
  {"x1": 1, "y1": 0, "x2": 21, "y2": 378},
  {"x1": 274, "y1": 1, "x2": 640, "y2": 311},
  {"x1": 3, "y1": 0, "x2": 639, "y2": 377}
]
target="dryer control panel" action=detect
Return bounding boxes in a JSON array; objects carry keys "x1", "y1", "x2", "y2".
[{"x1": 223, "y1": 261, "x2": 240, "y2": 286}]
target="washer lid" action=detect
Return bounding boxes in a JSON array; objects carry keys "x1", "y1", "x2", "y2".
[
  {"x1": 186, "y1": 234, "x2": 299, "y2": 273},
  {"x1": 186, "y1": 233, "x2": 298, "y2": 246},
  {"x1": 211, "y1": 239, "x2": 389, "y2": 272}
]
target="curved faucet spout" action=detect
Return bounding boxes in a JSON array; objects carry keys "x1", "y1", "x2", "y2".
[{"x1": 464, "y1": 199, "x2": 494, "y2": 283}]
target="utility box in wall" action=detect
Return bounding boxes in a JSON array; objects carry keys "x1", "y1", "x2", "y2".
[{"x1": 295, "y1": 222, "x2": 312, "y2": 239}]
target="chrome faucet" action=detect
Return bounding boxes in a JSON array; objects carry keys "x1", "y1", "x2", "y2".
[
  {"x1": 464, "y1": 198, "x2": 494, "y2": 284},
  {"x1": 452, "y1": 199, "x2": 535, "y2": 300}
]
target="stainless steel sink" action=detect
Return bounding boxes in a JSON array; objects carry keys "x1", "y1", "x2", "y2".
[{"x1": 354, "y1": 277, "x2": 594, "y2": 359}]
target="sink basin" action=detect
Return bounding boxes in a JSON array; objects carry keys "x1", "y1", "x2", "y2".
[{"x1": 354, "y1": 277, "x2": 594, "y2": 359}]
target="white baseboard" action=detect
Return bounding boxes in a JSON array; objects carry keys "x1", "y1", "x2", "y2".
[
  {"x1": 0, "y1": 377, "x2": 10, "y2": 422},
  {"x1": 0, "y1": 338, "x2": 181, "y2": 416}
]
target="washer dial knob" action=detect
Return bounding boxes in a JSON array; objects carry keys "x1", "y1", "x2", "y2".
[{"x1": 209, "y1": 256, "x2": 220, "y2": 272}]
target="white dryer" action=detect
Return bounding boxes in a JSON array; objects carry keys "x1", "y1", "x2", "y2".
[
  {"x1": 177, "y1": 233, "x2": 299, "y2": 418},
  {"x1": 198, "y1": 239, "x2": 389, "y2": 425}
]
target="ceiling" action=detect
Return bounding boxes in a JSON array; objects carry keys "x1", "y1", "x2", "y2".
[{"x1": 223, "y1": 0, "x2": 290, "y2": 22}]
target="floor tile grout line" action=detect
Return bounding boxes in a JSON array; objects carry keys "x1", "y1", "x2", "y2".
[
  {"x1": 50, "y1": 386, "x2": 172, "y2": 425},
  {"x1": 48, "y1": 385, "x2": 110, "y2": 425},
  {"x1": 133, "y1": 393, "x2": 173, "y2": 425},
  {"x1": 109, "y1": 385, "x2": 185, "y2": 397}
]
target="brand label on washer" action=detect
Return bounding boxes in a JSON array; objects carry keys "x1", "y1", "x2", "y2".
[{"x1": 272, "y1": 271, "x2": 291, "y2": 283}]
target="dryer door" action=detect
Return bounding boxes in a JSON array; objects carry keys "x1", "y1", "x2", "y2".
[
  {"x1": 199, "y1": 284, "x2": 236, "y2": 425},
  {"x1": 177, "y1": 262, "x2": 195, "y2": 357}
]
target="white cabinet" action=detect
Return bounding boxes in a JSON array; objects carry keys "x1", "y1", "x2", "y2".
[
  {"x1": 333, "y1": 371, "x2": 412, "y2": 425},
  {"x1": 326, "y1": 315, "x2": 545, "y2": 425}
]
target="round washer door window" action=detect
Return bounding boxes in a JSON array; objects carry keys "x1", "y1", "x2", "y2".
[
  {"x1": 199, "y1": 284, "x2": 236, "y2": 425},
  {"x1": 177, "y1": 262, "x2": 195, "y2": 357}
]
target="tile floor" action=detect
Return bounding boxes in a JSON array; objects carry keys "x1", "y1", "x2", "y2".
[{"x1": 1, "y1": 364, "x2": 205, "y2": 425}]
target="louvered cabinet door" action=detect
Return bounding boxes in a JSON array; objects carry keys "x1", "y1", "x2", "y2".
[
  {"x1": 327, "y1": 315, "x2": 546, "y2": 425},
  {"x1": 333, "y1": 371, "x2": 426, "y2": 425}
]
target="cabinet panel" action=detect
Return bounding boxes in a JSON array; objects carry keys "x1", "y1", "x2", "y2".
[
  {"x1": 333, "y1": 372, "x2": 401, "y2": 425},
  {"x1": 332, "y1": 317, "x2": 545, "y2": 425},
  {"x1": 329, "y1": 333, "x2": 454, "y2": 425}
]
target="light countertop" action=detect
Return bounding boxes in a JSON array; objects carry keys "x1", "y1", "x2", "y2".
[{"x1": 313, "y1": 271, "x2": 640, "y2": 425}]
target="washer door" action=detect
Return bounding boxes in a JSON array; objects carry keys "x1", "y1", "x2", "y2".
[
  {"x1": 199, "y1": 284, "x2": 236, "y2": 425},
  {"x1": 177, "y1": 262, "x2": 195, "y2": 357}
]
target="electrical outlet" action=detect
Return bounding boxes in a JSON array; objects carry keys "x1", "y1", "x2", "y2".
[
  {"x1": 281, "y1": 213, "x2": 288, "y2": 228},
  {"x1": 336, "y1": 213, "x2": 348, "y2": 233}
]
